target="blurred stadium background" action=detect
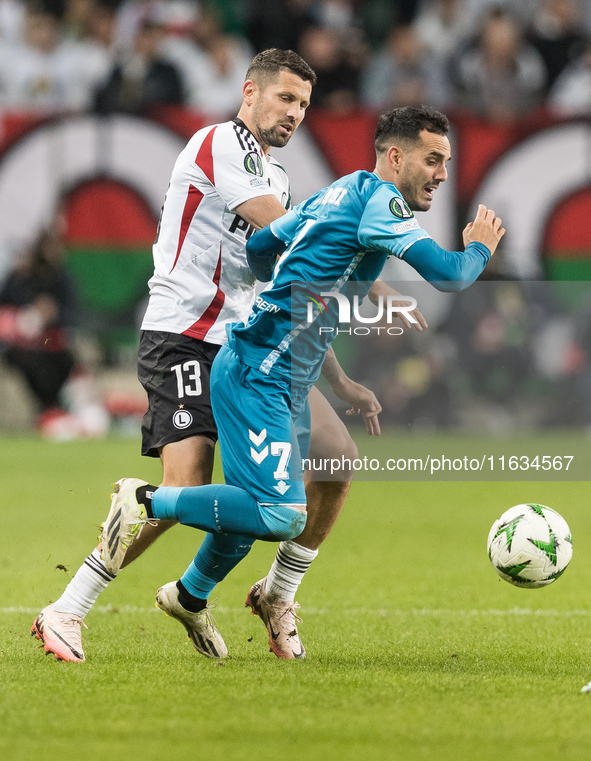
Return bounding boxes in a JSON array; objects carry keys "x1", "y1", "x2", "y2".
[
  {"x1": 4, "y1": 7, "x2": 591, "y2": 757},
  {"x1": 1, "y1": 0, "x2": 591, "y2": 439}
]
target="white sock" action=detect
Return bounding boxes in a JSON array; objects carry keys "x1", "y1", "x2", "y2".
[
  {"x1": 52, "y1": 549, "x2": 116, "y2": 618},
  {"x1": 266, "y1": 540, "x2": 319, "y2": 602}
]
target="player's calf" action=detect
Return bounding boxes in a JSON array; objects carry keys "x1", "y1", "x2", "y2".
[{"x1": 145, "y1": 482, "x2": 307, "y2": 542}]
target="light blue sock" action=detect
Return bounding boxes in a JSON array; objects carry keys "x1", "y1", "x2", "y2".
[
  {"x1": 151, "y1": 484, "x2": 272, "y2": 537},
  {"x1": 151, "y1": 484, "x2": 306, "y2": 541},
  {"x1": 180, "y1": 533, "x2": 254, "y2": 599}
]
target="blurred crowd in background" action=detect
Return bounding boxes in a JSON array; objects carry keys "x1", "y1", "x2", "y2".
[
  {"x1": 0, "y1": 214, "x2": 111, "y2": 437},
  {"x1": 0, "y1": 0, "x2": 591, "y2": 121},
  {"x1": 340, "y1": 281, "x2": 591, "y2": 436},
  {"x1": 2, "y1": 0, "x2": 591, "y2": 438}
]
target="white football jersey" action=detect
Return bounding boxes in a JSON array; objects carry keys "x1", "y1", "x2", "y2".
[{"x1": 141, "y1": 118, "x2": 290, "y2": 344}]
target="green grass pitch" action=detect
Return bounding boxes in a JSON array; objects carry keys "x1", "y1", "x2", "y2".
[{"x1": 2, "y1": 434, "x2": 591, "y2": 761}]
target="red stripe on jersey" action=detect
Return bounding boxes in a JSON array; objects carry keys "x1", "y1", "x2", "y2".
[
  {"x1": 195, "y1": 126, "x2": 217, "y2": 185},
  {"x1": 169, "y1": 184, "x2": 204, "y2": 273},
  {"x1": 182, "y1": 245, "x2": 226, "y2": 341}
]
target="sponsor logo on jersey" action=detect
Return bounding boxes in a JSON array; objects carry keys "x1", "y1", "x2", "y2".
[
  {"x1": 249, "y1": 177, "x2": 266, "y2": 188},
  {"x1": 172, "y1": 409, "x2": 193, "y2": 429},
  {"x1": 256, "y1": 295, "x2": 281, "y2": 314},
  {"x1": 244, "y1": 151, "x2": 264, "y2": 176},
  {"x1": 389, "y1": 197, "x2": 413, "y2": 219},
  {"x1": 393, "y1": 219, "x2": 420, "y2": 233}
]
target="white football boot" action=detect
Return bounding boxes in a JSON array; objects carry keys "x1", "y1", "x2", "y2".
[
  {"x1": 156, "y1": 582, "x2": 228, "y2": 660},
  {"x1": 245, "y1": 577, "x2": 306, "y2": 660},
  {"x1": 101, "y1": 478, "x2": 155, "y2": 574},
  {"x1": 31, "y1": 604, "x2": 87, "y2": 662}
]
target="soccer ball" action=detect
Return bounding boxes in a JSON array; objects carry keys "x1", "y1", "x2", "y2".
[{"x1": 487, "y1": 504, "x2": 573, "y2": 588}]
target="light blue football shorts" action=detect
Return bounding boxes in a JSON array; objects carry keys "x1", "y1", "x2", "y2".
[{"x1": 210, "y1": 342, "x2": 310, "y2": 507}]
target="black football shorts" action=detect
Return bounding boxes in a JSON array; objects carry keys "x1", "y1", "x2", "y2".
[{"x1": 137, "y1": 330, "x2": 221, "y2": 457}]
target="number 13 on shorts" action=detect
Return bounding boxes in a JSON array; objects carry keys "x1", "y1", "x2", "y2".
[{"x1": 171, "y1": 361, "x2": 202, "y2": 397}]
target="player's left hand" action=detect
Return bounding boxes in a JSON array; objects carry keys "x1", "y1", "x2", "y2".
[
  {"x1": 391, "y1": 296, "x2": 427, "y2": 332},
  {"x1": 331, "y1": 379, "x2": 382, "y2": 436}
]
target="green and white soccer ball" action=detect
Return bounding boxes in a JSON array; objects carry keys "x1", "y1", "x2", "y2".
[{"x1": 487, "y1": 503, "x2": 573, "y2": 588}]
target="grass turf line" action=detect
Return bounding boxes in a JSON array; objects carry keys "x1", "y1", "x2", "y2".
[{"x1": 1, "y1": 435, "x2": 591, "y2": 760}]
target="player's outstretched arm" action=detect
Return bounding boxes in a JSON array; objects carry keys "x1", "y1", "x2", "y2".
[
  {"x1": 321, "y1": 347, "x2": 382, "y2": 436},
  {"x1": 402, "y1": 206, "x2": 504, "y2": 292},
  {"x1": 358, "y1": 190, "x2": 504, "y2": 293},
  {"x1": 368, "y1": 280, "x2": 428, "y2": 331}
]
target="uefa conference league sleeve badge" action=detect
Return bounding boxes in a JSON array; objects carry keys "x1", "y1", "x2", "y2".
[{"x1": 389, "y1": 197, "x2": 414, "y2": 219}]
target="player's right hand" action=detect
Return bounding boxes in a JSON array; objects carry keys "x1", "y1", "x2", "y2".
[{"x1": 463, "y1": 204, "x2": 505, "y2": 256}]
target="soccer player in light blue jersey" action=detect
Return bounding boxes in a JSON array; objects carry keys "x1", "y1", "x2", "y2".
[{"x1": 102, "y1": 106, "x2": 504, "y2": 659}]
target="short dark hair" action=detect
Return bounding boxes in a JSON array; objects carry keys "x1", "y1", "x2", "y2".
[
  {"x1": 245, "y1": 48, "x2": 317, "y2": 88},
  {"x1": 374, "y1": 106, "x2": 450, "y2": 153}
]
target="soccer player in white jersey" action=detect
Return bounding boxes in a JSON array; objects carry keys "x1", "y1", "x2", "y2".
[{"x1": 31, "y1": 49, "x2": 386, "y2": 663}]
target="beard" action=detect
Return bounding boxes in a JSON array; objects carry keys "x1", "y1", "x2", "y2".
[
  {"x1": 256, "y1": 123, "x2": 292, "y2": 148},
  {"x1": 252, "y1": 99, "x2": 295, "y2": 147},
  {"x1": 398, "y1": 175, "x2": 430, "y2": 213},
  {"x1": 412, "y1": 196, "x2": 431, "y2": 212}
]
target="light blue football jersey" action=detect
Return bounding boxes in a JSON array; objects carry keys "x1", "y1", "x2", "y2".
[{"x1": 230, "y1": 170, "x2": 430, "y2": 388}]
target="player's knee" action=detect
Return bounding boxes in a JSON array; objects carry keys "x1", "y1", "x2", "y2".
[
  {"x1": 338, "y1": 430, "x2": 358, "y2": 462},
  {"x1": 258, "y1": 502, "x2": 307, "y2": 541},
  {"x1": 310, "y1": 422, "x2": 358, "y2": 462},
  {"x1": 308, "y1": 425, "x2": 357, "y2": 481}
]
